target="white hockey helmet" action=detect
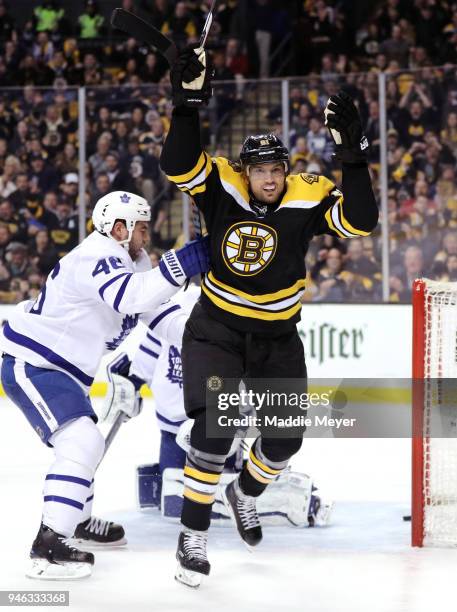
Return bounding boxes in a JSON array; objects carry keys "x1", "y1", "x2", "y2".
[{"x1": 92, "y1": 191, "x2": 151, "y2": 248}]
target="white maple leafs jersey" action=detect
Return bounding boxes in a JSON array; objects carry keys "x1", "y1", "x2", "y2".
[
  {"x1": 0, "y1": 231, "x2": 180, "y2": 389},
  {"x1": 130, "y1": 285, "x2": 200, "y2": 433}
]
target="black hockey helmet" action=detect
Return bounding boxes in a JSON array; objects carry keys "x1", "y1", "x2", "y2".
[{"x1": 240, "y1": 133, "x2": 290, "y2": 174}]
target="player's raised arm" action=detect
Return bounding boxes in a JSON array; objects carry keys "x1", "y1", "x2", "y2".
[
  {"x1": 321, "y1": 90, "x2": 379, "y2": 237},
  {"x1": 160, "y1": 47, "x2": 214, "y2": 204}
]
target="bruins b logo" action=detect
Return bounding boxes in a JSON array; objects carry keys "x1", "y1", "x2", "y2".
[{"x1": 222, "y1": 221, "x2": 277, "y2": 276}]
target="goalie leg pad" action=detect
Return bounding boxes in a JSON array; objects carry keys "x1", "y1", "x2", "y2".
[
  {"x1": 137, "y1": 463, "x2": 162, "y2": 509},
  {"x1": 161, "y1": 468, "x2": 235, "y2": 522},
  {"x1": 159, "y1": 467, "x2": 332, "y2": 527}
]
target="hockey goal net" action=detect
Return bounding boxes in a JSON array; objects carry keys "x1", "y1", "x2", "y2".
[{"x1": 412, "y1": 278, "x2": 457, "y2": 547}]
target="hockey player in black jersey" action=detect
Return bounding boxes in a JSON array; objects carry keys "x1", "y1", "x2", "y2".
[{"x1": 161, "y1": 46, "x2": 378, "y2": 587}]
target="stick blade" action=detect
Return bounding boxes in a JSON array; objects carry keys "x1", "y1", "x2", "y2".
[{"x1": 110, "y1": 8, "x2": 177, "y2": 64}]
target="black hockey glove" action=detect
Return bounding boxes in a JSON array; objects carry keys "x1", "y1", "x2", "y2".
[
  {"x1": 324, "y1": 91, "x2": 369, "y2": 164},
  {"x1": 170, "y1": 45, "x2": 212, "y2": 109}
]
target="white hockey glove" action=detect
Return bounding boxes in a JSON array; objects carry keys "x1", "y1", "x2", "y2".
[
  {"x1": 170, "y1": 45, "x2": 212, "y2": 108},
  {"x1": 99, "y1": 353, "x2": 145, "y2": 424}
]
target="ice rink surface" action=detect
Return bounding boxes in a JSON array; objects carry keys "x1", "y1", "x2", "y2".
[{"x1": 1, "y1": 397, "x2": 456, "y2": 612}]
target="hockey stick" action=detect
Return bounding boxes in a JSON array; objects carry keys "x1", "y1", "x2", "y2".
[
  {"x1": 111, "y1": 4, "x2": 218, "y2": 243},
  {"x1": 200, "y1": 0, "x2": 218, "y2": 48},
  {"x1": 188, "y1": 0, "x2": 218, "y2": 241},
  {"x1": 110, "y1": 8, "x2": 178, "y2": 65},
  {"x1": 103, "y1": 410, "x2": 128, "y2": 458}
]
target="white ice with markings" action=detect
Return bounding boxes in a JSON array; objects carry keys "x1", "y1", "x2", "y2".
[{"x1": 0, "y1": 397, "x2": 455, "y2": 612}]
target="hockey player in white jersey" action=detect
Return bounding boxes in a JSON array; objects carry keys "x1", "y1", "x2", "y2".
[
  {"x1": 0, "y1": 191, "x2": 210, "y2": 580},
  {"x1": 102, "y1": 284, "x2": 201, "y2": 508}
]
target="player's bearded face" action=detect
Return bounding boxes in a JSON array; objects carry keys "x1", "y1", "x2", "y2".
[
  {"x1": 247, "y1": 162, "x2": 286, "y2": 204},
  {"x1": 129, "y1": 221, "x2": 149, "y2": 260}
]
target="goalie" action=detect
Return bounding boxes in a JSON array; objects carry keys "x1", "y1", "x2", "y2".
[{"x1": 102, "y1": 284, "x2": 332, "y2": 527}]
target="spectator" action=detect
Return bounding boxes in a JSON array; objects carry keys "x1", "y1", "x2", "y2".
[
  {"x1": 142, "y1": 0, "x2": 171, "y2": 30},
  {"x1": 55, "y1": 142, "x2": 78, "y2": 175},
  {"x1": 33, "y1": 1, "x2": 64, "y2": 33},
  {"x1": 60, "y1": 173, "x2": 79, "y2": 207},
  {"x1": 161, "y1": 1, "x2": 197, "y2": 48},
  {"x1": 32, "y1": 31, "x2": 54, "y2": 64},
  {"x1": 309, "y1": 0, "x2": 337, "y2": 71},
  {"x1": 0, "y1": 1, "x2": 15, "y2": 41},
  {"x1": 29, "y1": 228, "x2": 59, "y2": 275},
  {"x1": 305, "y1": 117, "x2": 333, "y2": 165},
  {"x1": 4, "y1": 241, "x2": 36, "y2": 280},
  {"x1": 112, "y1": 120, "x2": 130, "y2": 156},
  {"x1": 434, "y1": 231, "x2": 457, "y2": 263},
  {"x1": 78, "y1": 0, "x2": 105, "y2": 39},
  {"x1": 140, "y1": 53, "x2": 166, "y2": 83},
  {"x1": 345, "y1": 238, "x2": 381, "y2": 301},
  {"x1": 88, "y1": 134, "x2": 110, "y2": 176},
  {"x1": 441, "y1": 111, "x2": 457, "y2": 159},
  {"x1": 365, "y1": 100, "x2": 393, "y2": 162},
  {"x1": 313, "y1": 248, "x2": 349, "y2": 302},
  {"x1": 9, "y1": 173, "x2": 30, "y2": 210},
  {"x1": 397, "y1": 82, "x2": 436, "y2": 146},
  {"x1": 91, "y1": 172, "x2": 110, "y2": 201},
  {"x1": 225, "y1": 38, "x2": 249, "y2": 80},
  {"x1": 0, "y1": 155, "x2": 21, "y2": 198},
  {"x1": 0, "y1": 221, "x2": 11, "y2": 259},
  {"x1": 28, "y1": 153, "x2": 60, "y2": 193},
  {"x1": 47, "y1": 198, "x2": 78, "y2": 257},
  {"x1": 105, "y1": 152, "x2": 137, "y2": 192},
  {"x1": 0, "y1": 198, "x2": 28, "y2": 243},
  {"x1": 379, "y1": 24, "x2": 410, "y2": 67},
  {"x1": 391, "y1": 245, "x2": 425, "y2": 301},
  {"x1": 82, "y1": 52, "x2": 102, "y2": 85}
]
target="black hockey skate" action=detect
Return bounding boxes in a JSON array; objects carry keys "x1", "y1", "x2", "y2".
[
  {"x1": 72, "y1": 516, "x2": 126, "y2": 547},
  {"x1": 27, "y1": 523, "x2": 94, "y2": 580},
  {"x1": 223, "y1": 479, "x2": 263, "y2": 548},
  {"x1": 175, "y1": 529, "x2": 210, "y2": 588}
]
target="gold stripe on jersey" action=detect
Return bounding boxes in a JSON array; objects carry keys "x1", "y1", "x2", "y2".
[
  {"x1": 247, "y1": 462, "x2": 272, "y2": 484},
  {"x1": 249, "y1": 449, "x2": 282, "y2": 475},
  {"x1": 279, "y1": 173, "x2": 336, "y2": 209},
  {"x1": 202, "y1": 281, "x2": 303, "y2": 321},
  {"x1": 166, "y1": 152, "x2": 213, "y2": 196},
  {"x1": 247, "y1": 447, "x2": 286, "y2": 484},
  {"x1": 183, "y1": 487, "x2": 215, "y2": 504},
  {"x1": 184, "y1": 466, "x2": 221, "y2": 484},
  {"x1": 166, "y1": 151, "x2": 206, "y2": 183},
  {"x1": 213, "y1": 157, "x2": 252, "y2": 212},
  {"x1": 325, "y1": 199, "x2": 370, "y2": 238},
  {"x1": 207, "y1": 272, "x2": 306, "y2": 304},
  {"x1": 339, "y1": 201, "x2": 371, "y2": 236}
]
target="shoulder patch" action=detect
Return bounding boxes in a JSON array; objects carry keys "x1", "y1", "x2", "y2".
[
  {"x1": 301, "y1": 173, "x2": 319, "y2": 185},
  {"x1": 228, "y1": 159, "x2": 242, "y2": 173}
]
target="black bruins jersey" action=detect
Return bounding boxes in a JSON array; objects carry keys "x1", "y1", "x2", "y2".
[{"x1": 161, "y1": 109, "x2": 378, "y2": 335}]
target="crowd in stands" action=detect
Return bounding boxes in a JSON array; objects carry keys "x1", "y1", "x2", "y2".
[{"x1": 0, "y1": 0, "x2": 456, "y2": 303}]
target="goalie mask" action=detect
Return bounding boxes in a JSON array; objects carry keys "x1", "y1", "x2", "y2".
[
  {"x1": 240, "y1": 133, "x2": 290, "y2": 175},
  {"x1": 92, "y1": 191, "x2": 151, "y2": 249}
]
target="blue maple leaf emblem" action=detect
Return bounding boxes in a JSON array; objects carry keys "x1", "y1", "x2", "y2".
[
  {"x1": 120, "y1": 193, "x2": 130, "y2": 203},
  {"x1": 106, "y1": 314, "x2": 139, "y2": 350},
  {"x1": 166, "y1": 346, "x2": 183, "y2": 387}
]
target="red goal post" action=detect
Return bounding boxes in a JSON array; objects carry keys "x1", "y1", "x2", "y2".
[{"x1": 411, "y1": 278, "x2": 457, "y2": 547}]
